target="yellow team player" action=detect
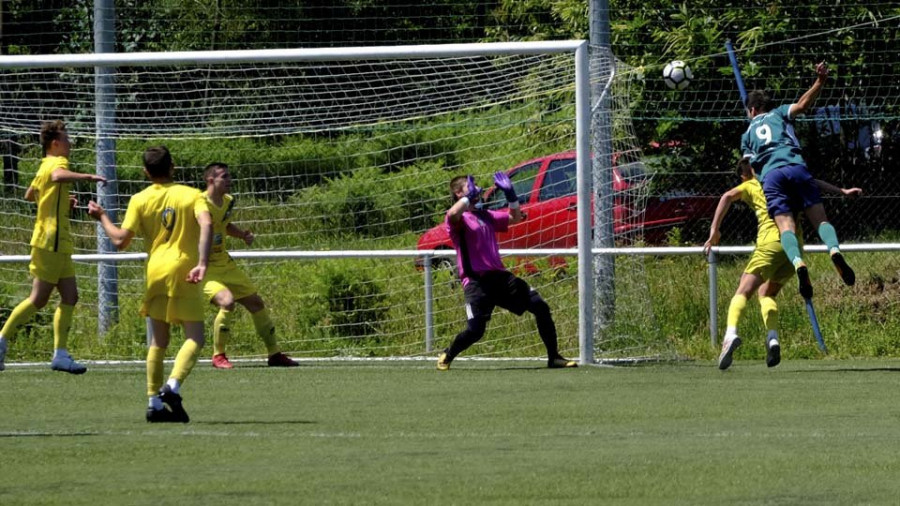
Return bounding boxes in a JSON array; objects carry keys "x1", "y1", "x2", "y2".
[
  {"x1": 88, "y1": 146, "x2": 212, "y2": 423},
  {"x1": 0, "y1": 120, "x2": 105, "y2": 373},
  {"x1": 704, "y1": 159, "x2": 861, "y2": 371},
  {"x1": 202, "y1": 162, "x2": 297, "y2": 369}
]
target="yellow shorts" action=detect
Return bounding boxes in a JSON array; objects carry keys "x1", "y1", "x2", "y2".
[
  {"x1": 202, "y1": 260, "x2": 258, "y2": 302},
  {"x1": 142, "y1": 294, "x2": 206, "y2": 324},
  {"x1": 744, "y1": 241, "x2": 795, "y2": 285},
  {"x1": 29, "y1": 246, "x2": 76, "y2": 284}
]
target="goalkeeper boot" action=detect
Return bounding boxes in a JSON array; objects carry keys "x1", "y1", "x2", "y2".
[
  {"x1": 212, "y1": 353, "x2": 233, "y2": 369},
  {"x1": 159, "y1": 385, "x2": 190, "y2": 423},
  {"x1": 796, "y1": 265, "x2": 813, "y2": 300},
  {"x1": 0, "y1": 338, "x2": 7, "y2": 372},
  {"x1": 50, "y1": 352, "x2": 87, "y2": 375},
  {"x1": 436, "y1": 350, "x2": 452, "y2": 371},
  {"x1": 548, "y1": 355, "x2": 578, "y2": 368},
  {"x1": 146, "y1": 405, "x2": 179, "y2": 423},
  {"x1": 766, "y1": 337, "x2": 781, "y2": 368},
  {"x1": 830, "y1": 252, "x2": 855, "y2": 286},
  {"x1": 267, "y1": 352, "x2": 299, "y2": 367},
  {"x1": 718, "y1": 335, "x2": 741, "y2": 371}
]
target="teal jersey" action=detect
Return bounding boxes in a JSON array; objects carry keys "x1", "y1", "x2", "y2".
[{"x1": 740, "y1": 104, "x2": 806, "y2": 181}]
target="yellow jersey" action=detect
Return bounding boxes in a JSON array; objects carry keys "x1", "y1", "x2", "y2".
[
  {"x1": 29, "y1": 156, "x2": 73, "y2": 253},
  {"x1": 736, "y1": 179, "x2": 780, "y2": 247},
  {"x1": 121, "y1": 183, "x2": 209, "y2": 298},
  {"x1": 205, "y1": 191, "x2": 235, "y2": 267}
]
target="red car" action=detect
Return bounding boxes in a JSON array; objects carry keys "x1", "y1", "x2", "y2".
[{"x1": 415, "y1": 151, "x2": 712, "y2": 268}]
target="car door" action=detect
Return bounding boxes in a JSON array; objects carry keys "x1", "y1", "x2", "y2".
[{"x1": 532, "y1": 156, "x2": 578, "y2": 247}]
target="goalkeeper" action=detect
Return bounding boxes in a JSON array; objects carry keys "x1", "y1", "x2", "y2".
[
  {"x1": 89, "y1": 146, "x2": 212, "y2": 423},
  {"x1": 741, "y1": 61, "x2": 855, "y2": 300},
  {"x1": 436, "y1": 173, "x2": 576, "y2": 370},
  {"x1": 704, "y1": 159, "x2": 861, "y2": 370},
  {"x1": 201, "y1": 163, "x2": 297, "y2": 369}
]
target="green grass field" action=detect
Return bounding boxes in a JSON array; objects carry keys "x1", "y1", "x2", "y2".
[{"x1": 2, "y1": 360, "x2": 900, "y2": 505}]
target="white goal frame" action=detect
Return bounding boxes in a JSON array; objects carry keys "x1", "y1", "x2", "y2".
[{"x1": 0, "y1": 41, "x2": 595, "y2": 364}]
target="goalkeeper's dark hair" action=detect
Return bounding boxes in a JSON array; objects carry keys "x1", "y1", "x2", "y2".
[
  {"x1": 39, "y1": 120, "x2": 67, "y2": 155},
  {"x1": 736, "y1": 158, "x2": 752, "y2": 177},
  {"x1": 449, "y1": 175, "x2": 467, "y2": 203},
  {"x1": 747, "y1": 90, "x2": 772, "y2": 113},
  {"x1": 204, "y1": 162, "x2": 229, "y2": 181},
  {"x1": 143, "y1": 146, "x2": 173, "y2": 178}
]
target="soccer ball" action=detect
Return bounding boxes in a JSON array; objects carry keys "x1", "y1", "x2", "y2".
[{"x1": 663, "y1": 60, "x2": 692, "y2": 90}]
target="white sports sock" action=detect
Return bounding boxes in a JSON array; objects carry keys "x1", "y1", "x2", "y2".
[
  {"x1": 148, "y1": 396, "x2": 164, "y2": 410},
  {"x1": 166, "y1": 378, "x2": 181, "y2": 394},
  {"x1": 53, "y1": 348, "x2": 69, "y2": 359},
  {"x1": 725, "y1": 327, "x2": 738, "y2": 339}
]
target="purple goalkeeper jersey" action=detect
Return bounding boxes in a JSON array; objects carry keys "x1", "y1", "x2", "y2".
[{"x1": 445, "y1": 209, "x2": 509, "y2": 286}]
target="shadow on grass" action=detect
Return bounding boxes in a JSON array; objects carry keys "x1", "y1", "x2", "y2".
[
  {"x1": 0, "y1": 431, "x2": 99, "y2": 438},
  {"x1": 788, "y1": 367, "x2": 900, "y2": 373},
  {"x1": 199, "y1": 420, "x2": 316, "y2": 425}
]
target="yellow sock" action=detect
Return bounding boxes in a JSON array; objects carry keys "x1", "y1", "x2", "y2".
[
  {"x1": 169, "y1": 338, "x2": 201, "y2": 383},
  {"x1": 146, "y1": 346, "x2": 166, "y2": 397},
  {"x1": 213, "y1": 308, "x2": 233, "y2": 356},
  {"x1": 53, "y1": 304, "x2": 75, "y2": 350},
  {"x1": 0, "y1": 298, "x2": 39, "y2": 340},
  {"x1": 760, "y1": 296, "x2": 779, "y2": 332},
  {"x1": 726, "y1": 294, "x2": 747, "y2": 329},
  {"x1": 251, "y1": 308, "x2": 279, "y2": 355}
]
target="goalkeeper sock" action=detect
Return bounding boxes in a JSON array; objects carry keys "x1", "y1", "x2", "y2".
[
  {"x1": 817, "y1": 222, "x2": 841, "y2": 255},
  {"x1": 780, "y1": 230, "x2": 804, "y2": 269},
  {"x1": 0, "y1": 298, "x2": 39, "y2": 340},
  {"x1": 213, "y1": 308, "x2": 233, "y2": 356},
  {"x1": 146, "y1": 346, "x2": 166, "y2": 397},
  {"x1": 251, "y1": 308, "x2": 280, "y2": 355},
  {"x1": 726, "y1": 294, "x2": 747, "y2": 332},
  {"x1": 760, "y1": 296, "x2": 779, "y2": 333},
  {"x1": 53, "y1": 303, "x2": 75, "y2": 351},
  {"x1": 169, "y1": 338, "x2": 201, "y2": 386}
]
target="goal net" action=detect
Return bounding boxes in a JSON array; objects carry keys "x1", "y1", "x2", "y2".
[{"x1": 0, "y1": 42, "x2": 671, "y2": 363}]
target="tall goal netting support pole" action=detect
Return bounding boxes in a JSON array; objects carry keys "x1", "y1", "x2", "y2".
[
  {"x1": 95, "y1": 0, "x2": 118, "y2": 335},
  {"x1": 590, "y1": 0, "x2": 616, "y2": 361}
]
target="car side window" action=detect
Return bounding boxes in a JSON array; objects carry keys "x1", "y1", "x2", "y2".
[
  {"x1": 539, "y1": 159, "x2": 577, "y2": 201},
  {"x1": 485, "y1": 162, "x2": 541, "y2": 209}
]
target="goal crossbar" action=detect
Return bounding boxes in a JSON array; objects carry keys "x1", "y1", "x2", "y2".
[{"x1": 0, "y1": 41, "x2": 586, "y2": 69}]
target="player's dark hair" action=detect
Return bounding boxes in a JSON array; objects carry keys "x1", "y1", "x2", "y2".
[
  {"x1": 143, "y1": 146, "x2": 173, "y2": 178},
  {"x1": 449, "y1": 175, "x2": 467, "y2": 203},
  {"x1": 39, "y1": 120, "x2": 67, "y2": 155},
  {"x1": 736, "y1": 158, "x2": 751, "y2": 177},
  {"x1": 747, "y1": 90, "x2": 772, "y2": 113},
  {"x1": 203, "y1": 162, "x2": 229, "y2": 181}
]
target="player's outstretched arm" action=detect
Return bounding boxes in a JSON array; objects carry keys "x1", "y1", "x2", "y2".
[
  {"x1": 703, "y1": 186, "x2": 743, "y2": 255},
  {"x1": 187, "y1": 211, "x2": 213, "y2": 283},
  {"x1": 87, "y1": 201, "x2": 134, "y2": 250},
  {"x1": 50, "y1": 169, "x2": 107, "y2": 185},
  {"x1": 790, "y1": 61, "x2": 828, "y2": 118},
  {"x1": 815, "y1": 179, "x2": 862, "y2": 198},
  {"x1": 494, "y1": 171, "x2": 525, "y2": 224}
]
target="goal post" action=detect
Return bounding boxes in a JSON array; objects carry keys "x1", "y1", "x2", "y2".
[{"x1": 0, "y1": 41, "x2": 660, "y2": 364}]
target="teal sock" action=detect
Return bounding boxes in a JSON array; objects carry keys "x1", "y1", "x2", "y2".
[
  {"x1": 780, "y1": 230, "x2": 804, "y2": 268},
  {"x1": 817, "y1": 222, "x2": 840, "y2": 254}
]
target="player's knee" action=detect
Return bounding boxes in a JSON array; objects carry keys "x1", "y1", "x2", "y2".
[
  {"x1": 241, "y1": 295, "x2": 265, "y2": 313},
  {"x1": 466, "y1": 317, "x2": 488, "y2": 338},
  {"x1": 214, "y1": 291, "x2": 236, "y2": 310},
  {"x1": 528, "y1": 293, "x2": 551, "y2": 317}
]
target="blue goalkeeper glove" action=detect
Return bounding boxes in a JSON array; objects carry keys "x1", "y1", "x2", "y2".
[
  {"x1": 494, "y1": 171, "x2": 518, "y2": 204},
  {"x1": 465, "y1": 175, "x2": 483, "y2": 204}
]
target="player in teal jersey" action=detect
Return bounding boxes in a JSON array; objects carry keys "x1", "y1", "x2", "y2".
[{"x1": 740, "y1": 61, "x2": 855, "y2": 300}]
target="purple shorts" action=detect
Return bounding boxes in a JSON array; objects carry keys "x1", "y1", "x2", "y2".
[{"x1": 762, "y1": 164, "x2": 822, "y2": 218}]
